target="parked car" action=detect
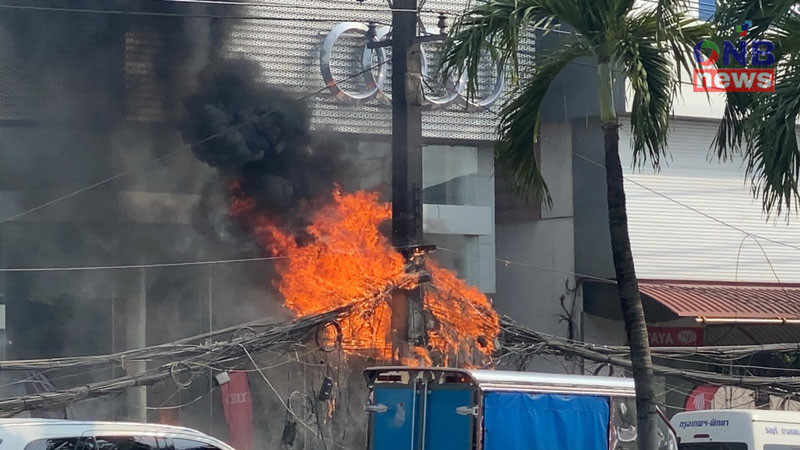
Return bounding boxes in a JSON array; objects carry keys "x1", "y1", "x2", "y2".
[{"x1": 0, "y1": 419, "x2": 234, "y2": 449}]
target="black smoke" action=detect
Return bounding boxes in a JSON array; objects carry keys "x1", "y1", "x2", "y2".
[
  {"x1": 181, "y1": 59, "x2": 353, "y2": 228},
  {"x1": 0, "y1": 0, "x2": 247, "y2": 399},
  {"x1": 0, "y1": 2, "x2": 365, "y2": 444}
]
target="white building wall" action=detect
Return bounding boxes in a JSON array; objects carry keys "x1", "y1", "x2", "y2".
[{"x1": 619, "y1": 118, "x2": 800, "y2": 282}]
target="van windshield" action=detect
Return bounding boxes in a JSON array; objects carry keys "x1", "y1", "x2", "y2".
[{"x1": 679, "y1": 444, "x2": 747, "y2": 450}]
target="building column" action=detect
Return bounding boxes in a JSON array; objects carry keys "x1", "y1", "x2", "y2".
[{"x1": 123, "y1": 268, "x2": 147, "y2": 422}]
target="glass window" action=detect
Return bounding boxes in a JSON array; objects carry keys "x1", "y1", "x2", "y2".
[
  {"x1": 698, "y1": 0, "x2": 716, "y2": 21},
  {"x1": 765, "y1": 446, "x2": 800, "y2": 450},
  {"x1": 24, "y1": 438, "x2": 85, "y2": 450},
  {"x1": 94, "y1": 436, "x2": 159, "y2": 450},
  {"x1": 172, "y1": 439, "x2": 222, "y2": 450},
  {"x1": 422, "y1": 145, "x2": 494, "y2": 207},
  {"x1": 609, "y1": 398, "x2": 677, "y2": 450},
  {"x1": 679, "y1": 444, "x2": 746, "y2": 450},
  {"x1": 611, "y1": 397, "x2": 638, "y2": 449}
]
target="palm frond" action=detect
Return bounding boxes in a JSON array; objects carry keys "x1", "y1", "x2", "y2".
[
  {"x1": 495, "y1": 41, "x2": 590, "y2": 205},
  {"x1": 441, "y1": 0, "x2": 562, "y2": 96},
  {"x1": 741, "y1": 57, "x2": 800, "y2": 215},
  {"x1": 713, "y1": 90, "x2": 752, "y2": 160},
  {"x1": 615, "y1": 11, "x2": 706, "y2": 168},
  {"x1": 714, "y1": 0, "x2": 798, "y2": 39},
  {"x1": 711, "y1": 1, "x2": 800, "y2": 214}
]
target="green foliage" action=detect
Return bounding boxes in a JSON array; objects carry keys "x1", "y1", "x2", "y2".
[
  {"x1": 714, "y1": 1, "x2": 800, "y2": 215},
  {"x1": 441, "y1": 0, "x2": 709, "y2": 202}
]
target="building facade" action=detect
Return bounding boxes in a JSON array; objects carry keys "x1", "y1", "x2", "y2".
[{"x1": 1, "y1": 0, "x2": 799, "y2": 444}]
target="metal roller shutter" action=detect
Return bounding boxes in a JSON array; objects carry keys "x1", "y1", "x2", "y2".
[{"x1": 619, "y1": 118, "x2": 800, "y2": 282}]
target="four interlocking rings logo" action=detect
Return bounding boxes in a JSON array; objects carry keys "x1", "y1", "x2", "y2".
[{"x1": 320, "y1": 22, "x2": 505, "y2": 111}]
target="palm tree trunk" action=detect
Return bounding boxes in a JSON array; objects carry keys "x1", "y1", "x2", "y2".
[{"x1": 603, "y1": 121, "x2": 659, "y2": 450}]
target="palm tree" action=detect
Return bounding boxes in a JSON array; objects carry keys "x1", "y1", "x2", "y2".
[
  {"x1": 714, "y1": 0, "x2": 800, "y2": 215},
  {"x1": 441, "y1": 1, "x2": 706, "y2": 447}
]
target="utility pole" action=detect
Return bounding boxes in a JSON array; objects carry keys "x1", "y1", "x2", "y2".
[{"x1": 386, "y1": 0, "x2": 427, "y2": 363}]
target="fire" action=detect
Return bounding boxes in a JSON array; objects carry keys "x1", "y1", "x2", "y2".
[{"x1": 229, "y1": 183, "x2": 499, "y2": 366}]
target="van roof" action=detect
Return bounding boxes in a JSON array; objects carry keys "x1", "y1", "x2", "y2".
[{"x1": 675, "y1": 409, "x2": 800, "y2": 424}]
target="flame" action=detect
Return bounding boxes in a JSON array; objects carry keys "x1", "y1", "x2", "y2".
[{"x1": 229, "y1": 182, "x2": 499, "y2": 366}]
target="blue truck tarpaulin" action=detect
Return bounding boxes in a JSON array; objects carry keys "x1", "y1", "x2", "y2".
[{"x1": 484, "y1": 392, "x2": 610, "y2": 450}]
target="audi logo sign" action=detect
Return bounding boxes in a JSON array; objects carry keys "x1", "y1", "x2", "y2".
[
  {"x1": 225, "y1": 392, "x2": 250, "y2": 405},
  {"x1": 320, "y1": 22, "x2": 505, "y2": 111}
]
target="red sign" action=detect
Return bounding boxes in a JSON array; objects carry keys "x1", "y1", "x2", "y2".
[
  {"x1": 220, "y1": 371, "x2": 253, "y2": 450},
  {"x1": 648, "y1": 327, "x2": 704, "y2": 347},
  {"x1": 686, "y1": 385, "x2": 720, "y2": 411}
]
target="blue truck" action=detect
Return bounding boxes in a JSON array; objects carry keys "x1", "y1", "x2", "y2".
[{"x1": 364, "y1": 366, "x2": 678, "y2": 450}]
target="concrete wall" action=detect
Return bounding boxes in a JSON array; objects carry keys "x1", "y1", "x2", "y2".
[
  {"x1": 495, "y1": 123, "x2": 581, "y2": 372},
  {"x1": 572, "y1": 116, "x2": 617, "y2": 280}
]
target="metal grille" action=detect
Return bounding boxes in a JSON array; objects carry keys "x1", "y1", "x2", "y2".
[{"x1": 124, "y1": 31, "x2": 166, "y2": 123}]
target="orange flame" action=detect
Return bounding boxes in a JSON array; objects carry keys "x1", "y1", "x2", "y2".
[{"x1": 229, "y1": 183, "x2": 499, "y2": 367}]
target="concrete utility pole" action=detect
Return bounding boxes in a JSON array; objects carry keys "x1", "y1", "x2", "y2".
[{"x1": 387, "y1": 0, "x2": 426, "y2": 362}]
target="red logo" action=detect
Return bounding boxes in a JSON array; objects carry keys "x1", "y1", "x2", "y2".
[{"x1": 693, "y1": 69, "x2": 775, "y2": 92}]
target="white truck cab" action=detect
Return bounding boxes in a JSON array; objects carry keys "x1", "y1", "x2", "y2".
[
  {"x1": 0, "y1": 419, "x2": 234, "y2": 449},
  {"x1": 672, "y1": 409, "x2": 800, "y2": 449}
]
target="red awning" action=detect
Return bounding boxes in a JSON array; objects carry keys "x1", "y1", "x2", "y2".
[{"x1": 638, "y1": 280, "x2": 800, "y2": 320}]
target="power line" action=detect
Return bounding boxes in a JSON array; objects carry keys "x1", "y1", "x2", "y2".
[
  {"x1": 241, "y1": 345, "x2": 352, "y2": 450},
  {"x1": 151, "y1": 0, "x2": 423, "y2": 13},
  {"x1": 0, "y1": 2, "x2": 347, "y2": 21},
  {"x1": 437, "y1": 246, "x2": 617, "y2": 284},
  {"x1": 0, "y1": 60, "x2": 388, "y2": 224},
  {"x1": 0, "y1": 255, "x2": 289, "y2": 272},
  {"x1": 0, "y1": 0, "x2": 720, "y2": 226},
  {"x1": 567, "y1": 146, "x2": 800, "y2": 254}
]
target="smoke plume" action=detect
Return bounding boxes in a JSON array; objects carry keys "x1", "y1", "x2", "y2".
[{"x1": 181, "y1": 59, "x2": 353, "y2": 230}]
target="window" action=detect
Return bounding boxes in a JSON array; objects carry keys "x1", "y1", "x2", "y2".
[
  {"x1": 765, "y1": 446, "x2": 800, "y2": 450},
  {"x1": 679, "y1": 444, "x2": 747, "y2": 450},
  {"x1": 698, "y1": 0, "x2": 716, "y2": 21},
  {"x1": 94, "y1": 436, "x2": 159, "y2": 450},
  {"x1": 172, "y1": 439, "x2": 222, "y2": 450},
  {"x1": 609, "y1": 398, "x2": 677, "y2": 450},
  {"x1": 610, "y1": 397, "x2": 638, "y2": 449},
  {"x1": 24, "y1": 438, "x2": 87, "y2": 450}
]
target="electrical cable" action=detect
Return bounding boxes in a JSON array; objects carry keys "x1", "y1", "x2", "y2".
[
  {"x1": 568, "y1": 148, "x2": 800, "y2": 253},
  {"x1": 0, "y1": 59, "x2": 388, "y2": 224},
  {"x1": 0, "y1": 1, "x2": 723, "y2": 225},
  {"x1": 240, "y1": 344, "x2": 352, "y2": 450},
  {"x1": 0, "y1": 3, "x2": 350, "y2": 21},
  {"x1": 150, "y1": 0, "x2": 421, "y2": 13},
  {"x1": 143, "y1": 387, "x2": 212, "y2": 410},
  {"x1": 0, "y1": 255, "x2": 289, "y2": 272}
]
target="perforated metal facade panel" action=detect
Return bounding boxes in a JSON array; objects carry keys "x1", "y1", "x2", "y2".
[
  {"x1": 225, "y1": 0, "x2": 531, "y2": 142},
  {"x1": 0, "y1": 1, "x2": 527, "y2": 141}
]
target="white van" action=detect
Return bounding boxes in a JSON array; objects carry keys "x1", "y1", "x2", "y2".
[
  {"x1": 672, "y1": 409, "x2": 800, "y2": 449},
  {"x1": 0, "y1": 419, "x2": 235, "y2": 449}
]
